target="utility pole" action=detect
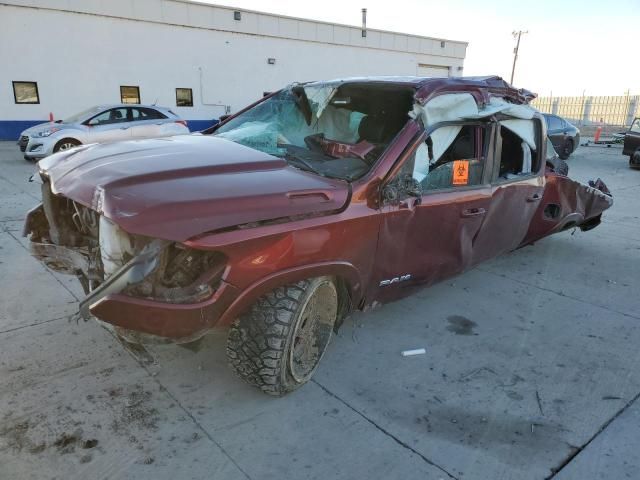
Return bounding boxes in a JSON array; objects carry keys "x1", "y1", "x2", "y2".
[{"x1": 510, "y1": 30, "x2": 528, "y2": 85}]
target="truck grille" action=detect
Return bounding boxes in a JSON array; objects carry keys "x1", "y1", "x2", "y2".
[{"x1": 18, "y1": 135, "x2": 29, "y2": 152}]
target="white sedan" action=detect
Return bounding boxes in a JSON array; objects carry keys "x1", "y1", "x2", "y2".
[{"x1": 18, "y1": 104, "x2": 190, "y2": 161}]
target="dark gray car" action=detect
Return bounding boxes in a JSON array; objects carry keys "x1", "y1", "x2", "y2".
[{"x1": 543, "y1": 113, "x2": 580, "y2": 160}]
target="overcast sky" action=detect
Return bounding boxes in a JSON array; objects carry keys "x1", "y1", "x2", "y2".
[{"x1": 201, "y1": 0, "x2": 639, "y2": 97}]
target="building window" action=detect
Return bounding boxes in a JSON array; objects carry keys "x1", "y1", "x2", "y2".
[
  {"x1": 176, "y1": 88, "x2": 193, "y2": 107},
  {"x1": 120, "y1": 86, "x2": 140, "y2": 104},
  {"x1": 13, "y1": 81, "x2": 40, "y2": 104}
]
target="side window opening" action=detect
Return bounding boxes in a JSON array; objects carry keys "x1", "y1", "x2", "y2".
[
  {"x1": 87, "y1": 108, "x2": 128, "y2": 126},
  {"x1": 414, "y1": 125, "x2": 489, "y2": 191},
  {"x1": 497, "y1": 120, "x2": 539, "y2": 179},
  {"x1": 386, "y1": 124, "x2": 490, "y2": 203},
  {"x1": 131, "y1": 107, "x2": 167, "y2": 121}
]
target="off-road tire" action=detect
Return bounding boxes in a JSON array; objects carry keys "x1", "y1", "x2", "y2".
[{"x1": 226, "y1": 277, "x2": 338, "y2": 396}]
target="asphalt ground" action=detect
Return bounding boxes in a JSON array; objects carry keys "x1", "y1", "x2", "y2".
[{"x1": 0, "y1": 141, "x2": 638, "y2": 480}]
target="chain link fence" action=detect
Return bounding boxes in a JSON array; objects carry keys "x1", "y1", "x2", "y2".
[{"x1": 532, "y1": 95, "x2": 639, "y2": 134}]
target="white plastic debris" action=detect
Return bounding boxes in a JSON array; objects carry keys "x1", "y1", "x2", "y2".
[{"x1": 401, "y1": 348, "x2": 426, "y2": 357}]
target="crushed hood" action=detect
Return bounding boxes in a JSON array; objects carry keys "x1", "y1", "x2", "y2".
[{"x1": 39, "y1": 135, "x2": 350, "y2": 242}]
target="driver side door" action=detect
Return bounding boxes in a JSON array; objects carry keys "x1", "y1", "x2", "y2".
[
  {"x1": 370, "y1": 122, "x2": 494, "y2": 304},
  {"x1": 85, "y1": 107, "x2": 132, "y2": 144}
]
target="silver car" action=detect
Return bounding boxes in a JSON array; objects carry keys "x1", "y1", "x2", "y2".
[{"x1": 18, "y1": 104, "x2": 190, "y2": 161}]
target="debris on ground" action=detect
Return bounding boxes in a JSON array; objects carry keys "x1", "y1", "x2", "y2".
[{"x1": 401, "y1": 348, "x2": 426, "y2": 356}]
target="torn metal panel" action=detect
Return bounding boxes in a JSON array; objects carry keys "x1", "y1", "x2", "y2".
[
  {"x1": 78, "y1": 239, "x2": 168, "y2": 320},
  {"x1": 522, "y1": 174, "x2": 614, "y2": 245},
  {"x1": 29, "y1": 241, "x2": 92, "y2": 277},
  {"x1": 409, "y1": 92, "x2": 539, "y2": 170}
]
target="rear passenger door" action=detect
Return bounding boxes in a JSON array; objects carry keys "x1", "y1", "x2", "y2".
[
  {"x1": 129, "y1": 107, "x2": 167, "y2": 139},
  {"x1": 545, "y1": 115, "x2": 566, "y2": 150},
  {"x1": 470, "y1": 117, "x2": 545, "y2": 265}
]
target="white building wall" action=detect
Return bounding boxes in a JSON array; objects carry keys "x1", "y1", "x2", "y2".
[{"x1": 0, "y1": 0, "x2": 467, "y2": 136}]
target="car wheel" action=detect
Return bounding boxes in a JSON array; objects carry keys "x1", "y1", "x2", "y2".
[
  {"x1": 631, "y1": 151, "x2": 640, "y2": 169},
  {"x1": 226, "y1": 276, "x2": 339, "y2": 396},
  {"x1": 53, "y1": 138, "x2": 81, "y2": 153},
  {"x1": 558, "y1": 139, "x2": 573, "y2": 160}
]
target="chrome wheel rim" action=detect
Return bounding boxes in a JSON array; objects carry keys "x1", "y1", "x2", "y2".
[
  {"x1": 58, "y1": 142, "x2": 76, "y2": 151},
  {"x1": 288, "y1": 280, "x2": 337, "y2": 383}
]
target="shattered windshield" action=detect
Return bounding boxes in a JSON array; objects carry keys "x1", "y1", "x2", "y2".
[{"x1": 214, "y1": 83, "x2": 413, "y2": 180}]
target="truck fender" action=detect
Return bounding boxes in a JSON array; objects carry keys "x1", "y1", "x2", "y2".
[{"x1": 217, "y1": 261, "x2": 363, "y2": 327}]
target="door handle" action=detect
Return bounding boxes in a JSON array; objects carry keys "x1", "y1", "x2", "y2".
[
  {"x1": 461, "y1": 207, "x2": 486, "y2": 217},
  {"x1": 527, "y1": 193, "x2": 542, "y2": 202},
  {"x1": 120, "y1": 126, "x2": 129, "y2": 130}
]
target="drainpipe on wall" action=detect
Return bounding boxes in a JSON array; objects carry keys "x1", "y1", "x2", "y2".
[{"x1": 198, "y1": 67, "x2": 231, "y2": 115}]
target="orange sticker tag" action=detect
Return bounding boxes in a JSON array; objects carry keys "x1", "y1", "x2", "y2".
[{"x1": 452, "y1": 160, "x2": 469, "y2": 186}]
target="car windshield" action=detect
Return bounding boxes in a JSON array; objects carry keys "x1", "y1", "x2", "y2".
[
  {"x1": 62, "y1": 106, "x2": 103, "y2": 124},
  {"x1": 213, "y1": 83, "x2": 414, "y2": 180}
]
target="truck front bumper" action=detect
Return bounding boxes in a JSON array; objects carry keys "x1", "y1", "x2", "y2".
[
  {"x1": 19, "y1": 135, "x2": 56, "y2": 159},
  {"x1": 24, "y1": 204, "x2": 239, "y2": 342},
  {"x1": 89, "y1": 280, "x2": 240, "y2": 342}
]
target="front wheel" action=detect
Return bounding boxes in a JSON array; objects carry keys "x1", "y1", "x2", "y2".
[
  {"x1": 226, "y1": 277, "x2": 338, "y2": 396},
  {"x1": 53, "y1": 138, "x2": 81, "y2": 153}
]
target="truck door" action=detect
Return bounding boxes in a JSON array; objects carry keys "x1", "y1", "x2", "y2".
[
  {"x1": 370, "y1": 123, "x2": 493, "y2": 304},
  {"x1": 470, "y1": 119, "x2": 545, "y2": 265}
]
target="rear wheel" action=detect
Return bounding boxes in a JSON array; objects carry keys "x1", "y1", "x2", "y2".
[
  {"x1": 53, "y1": 138, "x2": 81, "y2": 153},
  {"x1": 559, "y1": 139, "x2": 573, "y2": 160},
  {"x1": 630, "y1": 151, "x2": 640, "y2": 169},
  {"x1": 226, "y1": 277, "x2": 338, "y2": 396}
]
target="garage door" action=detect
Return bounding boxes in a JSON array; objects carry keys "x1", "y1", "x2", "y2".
[{"x1": 417, "y1": 64, "x2": 450, "y2": 78}]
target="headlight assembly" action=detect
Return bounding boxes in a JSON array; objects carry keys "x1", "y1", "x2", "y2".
[{"x1": 33, "y1": 127, "x2": 60, "y2": 137}]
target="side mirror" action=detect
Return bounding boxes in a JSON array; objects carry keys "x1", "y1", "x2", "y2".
[
  {"x1": 382, "y1": 184, "x2": 399, "y2": 204},
  {"x1": 402, "y1": 176, "x2": 423, "y2": 198},
  {"x1": 381, "y1": 174, "x2": 422, "y2": 206}
]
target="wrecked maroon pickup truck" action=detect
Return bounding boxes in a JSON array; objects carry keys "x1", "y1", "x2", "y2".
[{"x1": 24, "y1": 76, "x2": 612, "y2": 395}]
